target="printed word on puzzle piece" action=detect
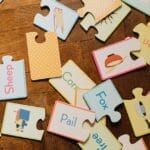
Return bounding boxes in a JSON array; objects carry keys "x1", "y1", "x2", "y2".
[
  {"x1": 1, "y1": 103, "x2": 45, "y2": 141},
  {"x1": 123, "y1": 0, "x2": 150, "y2": 16},
  {"x1": 84, "y1": 80, "x2": 123, "y2": 123},
  {"x1": 118, "y1": 134, "x2": 148, "y2": 150},
  {"x1": 124, "y1": 88, "x2": 150, "y2": 137},
  {"x1": 0, "y1": 56, "x2": 27, "y2": 100},
  {"x1": 77, "y1": 0, "x2": 121, "y2": 23},
  {"x1": 26, "y1": 32, "x2": 61, "y2": 81},
  {"x1": 80, "y1": 3, "x2": 131, "y2": 42},
  {"x1": 79, "y1": 122, "x2": 122, "y2": 150},
  {"x1": 34, "y1": 0, "x2": 79, "y2": 40},
  {"x1": 133, "y1": 22, "x2": 150, "y2": 65},
  {"x1": 47, "y1": 101, "x2": 95, "y2": 142},
  {"x1": 49, "y1": 60, "x2": 95, "y2": 105},
  {"x1": 92, "y1": 37, "x2": 146, "y2": 80}
]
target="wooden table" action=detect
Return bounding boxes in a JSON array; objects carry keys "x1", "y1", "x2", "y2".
[{"x1": 0, "y1": 0, "x2": 149, "y2": 149}]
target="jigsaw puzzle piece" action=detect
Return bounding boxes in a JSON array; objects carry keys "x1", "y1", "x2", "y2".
[
  {"x1": 123, "y1": 0, "x2": 150, "y2": 16},
  {"x1": 132, "y1": 22, "x2": 150, "y2": 65},
  {"x1": 83, "y1": 80, "x2": 123, "y2": 123},
  {"x1": 92, "y1": 37, "x2": 146, "y2": 80},
  {"x1": 34, "y1": 0, "x2": 79, "y2": 40},
  {"x1": 118, "y1": 134, "x2": 148, "y2": 150},
  {"x1": 124, "y1": 88, "x2": 150, "y2": 137},
  {"x1": 1, "y1": 102, "x2": 45, "y2": 141},
  {"x1": 79, "y1": 121, "x2": 122, "y2": 150},
  {"x1": 0, "y1": 55, "x2": 27, "y2": 100},
  {"x1": 47, "y1": 101, "x2": 95, "y2": 142},
  {"x1": 26, "y1": 32, "x2": 61, "y2": 81},
  {"x1": 77, "y1": 0, "x2": 121, "y2": 23},
  {"x1": 80, "y1": 3, "x2": 131, "y2": 42},
  {"x1": 49, "y1": 60, "x2": 95, "y2": 105}
]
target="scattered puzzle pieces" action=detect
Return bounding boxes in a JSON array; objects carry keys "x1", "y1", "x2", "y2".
[
  {"x1": 77, "y1": 0, "x2": 121, "y2": 23},
  {"x1": 26, "y1": 32, "x2": 61, "y2": 80},
  {"x1": 133, "y1": 22, "x2": 150, "y2": 65},
  {"x1": 118, "y1": 134, "x2": 148, "y2": 150},
  {"x1": 80, "y1": 3, "x2": 131, "y2": 42},
  {"x1": 92, "y1": 37, "x2": 146, "y2": 80},
  {"x1": 34, "y1": 0, "x2": 79, "y2": 40},
  {"x1": 1, "y1": 102, "x2": 45, "y2": 141},
  {"x1": 83, "y1": 80, "x2": 123, "y2": 123},
  {"x1": 49, "y1": 60, "x2": 95, "y2": 105},
  {"x1": 123, "y1": 0, "x2": 150, "y2": 16},
  {"x1": 47, "y1": 101, "x2": 95, "y2": 142},
  {"x1": 124, "y1": 88, "x2": 150, "y2": 137},
  {"x1": 0, "y1": 55, "x2": 27, "y2": 100}
]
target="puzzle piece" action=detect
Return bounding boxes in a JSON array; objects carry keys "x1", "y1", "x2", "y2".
[
  {"x1": 26, "y1": 32, "x2": 61, "y2": 80},
  {"x1": 132, "y1": 23, "x2": 150, "y2": 65},
  {"x1": 92, "y1": 37, "x2": 146, "y2": 80},
  {"x1": 80, "y1": 3, "x2": 131, "y2": 42},
  {"x1": 47, "y1": 101, "x2": 95, "y2": 142},
  {"x1": 123, "y1": 0, "x2": 150, "y2": 16},
  {"x1": 1, "y1": 102, "x2": 45, "y2": 141},
  {"x1": 77, "y1": 0, "x2": 121, "y2": 23},
  {"x1": 124, "y1": 88, "x2": 150, "y2": 137},
  {"x1": 118, "y1": 134, "x2": 148, "y2": 150},
  {"x1": 83, "y1": 80, "x2": 123, "y2": 123},
  {"x1": 0, "y1": 56, "x2": 27, "y2": 100},
  {"x1": 79, "y1": 121, "x2": 122, "y2": 150},
  {"x1": 34, "y1": 0, "x2": 79, "y2": 40},
  {"x1": 49, "y1": 60, "x2": 95, "y2": 104}
]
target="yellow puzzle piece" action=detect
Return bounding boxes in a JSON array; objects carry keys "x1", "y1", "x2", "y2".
[
  {"x1": 124, "y1": 88, "x2": 150, "y2": 137},
  {"x1": 133, "y1": 22, "x2": 150, "y2": 65}
]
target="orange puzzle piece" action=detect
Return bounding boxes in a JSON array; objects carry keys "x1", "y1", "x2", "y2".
[
  {"x1": 77, "y1": 0, "x2": 122, "y2": 22},
  {"x1": 26, "y1": 32, "x2": 61, "y2": 80}
]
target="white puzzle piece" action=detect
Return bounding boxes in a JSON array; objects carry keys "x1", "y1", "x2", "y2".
[
  {"x1": 92, "y1": 37, "x2": 146, "y2": 80},
  {"x1": 49, "y1": 60, "x2": 95, "y2": 105},
  {"x1": 47, "y1": 101, "x2": 95, "y2": 142},
  {"x1": 1, "y1": 102, "x2": 45, "y2": 141},
  {"x1": 34, "y1": 0, "x2": 79, "y2": 40},
  {"x1": 0, "y1": 56, "x2": 27, "y2": 100}
]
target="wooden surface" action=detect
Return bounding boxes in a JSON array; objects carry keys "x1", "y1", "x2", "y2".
[{"x1": 0, "y1": 0, "x2": 150, "y2": 149}]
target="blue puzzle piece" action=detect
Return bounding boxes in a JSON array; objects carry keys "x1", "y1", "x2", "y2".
[
  {"x1": 83, "y1": 80, "x2": 123, "y2": 123},
  {"x1": 34, "y1": 0, "x2": 79, "y2": 40}
]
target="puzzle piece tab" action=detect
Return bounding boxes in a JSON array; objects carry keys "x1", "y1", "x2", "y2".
[
  {"x1": 0, "y1": 56, "x2": 27, "y2": 100},
  {"x1": 83, "y1": 80, "x2": 123, "y2": 123},
  {"x1": 77, "y1": 0, "x2": 121, "y2": 23},
  {"x1": 47, "y1": 101, "x2": 95, "y2": 142},
  {"x1": 80, "y1": 3, "x2": 131, "y2": 42},
  {"x1": 34, "y1": 0, "x2": 79, "y2": 40},
  {"x1": 124, "y1": 88, "x2": 150, "y2": 137},
  {"x1": 1, "y1": 102, "x2": 45, "y2": 141},
  {"x1": 123, "y1": 0, "x2": 150, "y2": 16},
  {"x1": 92, "y1": 37, "x2": 146, "y2": 80},
  {"x1": 79, "y1": 121, "x2": 122, "y2": 150},
  {"x1": 133, "y1": 22, "x2": 150, "y2": 65},
  {"x1": 49, "y1": 60, "x2": 95, "y2": 105},
  {"x1": 26, "y1": 32, "x2": 61, "y2": 80},
  {"x1": 118, "y1": 134, "x2": 148, "y2": 150}
]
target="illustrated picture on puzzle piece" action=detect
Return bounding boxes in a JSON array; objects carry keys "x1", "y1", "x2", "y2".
[
  {"x1": 83, "y1": 79, "x2": 123, "y2": 123},
  {"x1": 124, "y1": 88, "x2": 150, "y2": 137},
  {"x1": 92, "y1": 37, "x2": 146, "y2": 80},
  {"x1": 118, "y1": 134, "x2": 148, "y2": 150},
  {"x1": 0, "y1": 55, "x2": 27, "y2": 100},
  {"x1": 47, "y1": 101, "x2": 95, "y2": 142},
  {"x1": 1, "y1": 102, "x2": 45, "y2": 141},
  {"x1": 34, "y1": 0, "x2": 79, "y2": 40}
]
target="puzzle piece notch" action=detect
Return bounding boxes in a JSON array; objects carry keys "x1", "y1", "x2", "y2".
[
  {"x1": 118, "y1": 134, "x2": 148, "y2": 150},
  {"x1": 2, "y1": 55, "x2": 13, "y2": 63},
  {"x1": 77, "y1": 0, "x2": 122, "y2": 23},
  {"x1": 47, "y1": 101, "x2": 95, "y2": 142}
]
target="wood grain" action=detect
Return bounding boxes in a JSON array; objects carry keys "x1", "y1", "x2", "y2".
[{"x1": 0, "y1": 0, "x2": 150, "y2": 149}]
